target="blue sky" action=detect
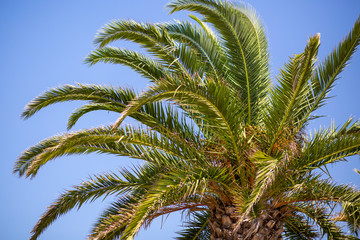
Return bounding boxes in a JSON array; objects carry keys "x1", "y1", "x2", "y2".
[{"x1": 1, "y1": 0, "x2": 360, "y2": 239}]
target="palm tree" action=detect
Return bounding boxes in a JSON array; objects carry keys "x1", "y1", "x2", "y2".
[{"x1": 15, "y1": 0, "x2": 360, "y2": 239}]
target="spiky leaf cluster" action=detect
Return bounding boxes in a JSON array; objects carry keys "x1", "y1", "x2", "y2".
[{"x1": 16, "y1": 0, "x2": 360, "y2": 239}]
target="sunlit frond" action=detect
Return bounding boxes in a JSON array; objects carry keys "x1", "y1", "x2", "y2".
[{"x1": 265, "y1": 34, "x2": 320, "y2": 155}]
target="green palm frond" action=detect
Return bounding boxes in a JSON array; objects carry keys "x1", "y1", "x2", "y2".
[
  {"x1": 265, "y1": 34, "x2": 320, "y2": 155},
  {"x1": 284, "y1": 177, "x2": 360, "y2": 235},
  {"x1": 112, "y1": 76, "x2": 246, "y2": 166},
  {"x1": 14, "y1": 135, "x2": 62, "y2": 177},
  {"x1": 32, "y1": 162, "x2": 163, "y2": 240},
  {"x1": 89, "y1": 197, "x2": 137, "y2": 240},
  {"x1": 176, "y1": 211, "x2": 210, "y2": 240},
  {"x1": 21, "y1": 84, "x2": 135, "y2": 119},
  {"x1": 16, "y1": 125, "x2": 201, "y2": 178},
  {"x1": 85, "y1": 47, "x2": 169, "y2": 82},
  {"x1": 21, "y1": 83, "x2": 201, "y2": 147},
  {"x1": 242, "y1": 151, "x2": 281, "y2": 217},
  {"x1": 94, "y1": 20, "x2": 196, "y2": 77},
  {"x1": 283, "y1": 214, "x2": 318, "y2": 240},
  {"x1": 29, "y1": 170, "x2": 143, "y2": 240},
  {"x1": 163, "y1": 20, "x2": 226, "y2": 79},
  {"x1": 67, "y1": 103, "x2": 122, "y2": 130},
  {"x1": 168, "y1": 0, "x2": 270, "y2": 123},
  {"x1": 89, "y1": 193, "x2": 143, "y2": 240},
  {"x1": 298, "y1": 16, "x2": 360, "y2": 128},
  {"x1": 88, "y1": 164, "x2": 167, "y2": 240},
  {"x1": 294, "y1": 203, "x2": 348, "y2": 239},
  {"x1": 297, "y1": 121, "x2": 360, "y2": 172},
  {"x1": 121, "y1": 164, "x2": 233, "y2": 239}
]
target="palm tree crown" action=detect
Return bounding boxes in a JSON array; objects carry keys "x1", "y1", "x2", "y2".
[{"x1": 16, "y1": 0, "x2": 360, "y2": 239}]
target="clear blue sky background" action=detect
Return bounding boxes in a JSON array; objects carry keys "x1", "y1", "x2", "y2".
[{"x1": 1, "y1": 0, "x2": 360, "y2": 239}]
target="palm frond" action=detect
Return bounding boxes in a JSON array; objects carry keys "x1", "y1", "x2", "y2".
[
  {"x1": 163, "y1": 20, "x2": 226, "y2": 79},
  {"x1": 88, "y1": 164, "x2": 167, "y2": 240},
  {"x1": 88, "y1": 193, "x2": 143, "y2": 240},
  {"x1": 121, "y1": 164, "x2": 233, "y2": 239},
  {"x1": 21, "y1": 84, "x2": 135, "y2": 119},
  {"x1": 14, "y1": 135, "x2": 62, "y2": 177},
  {"x1": 297, "y1": 121, "x2": 360, "y2": 171},
  {"x1": 265, "y1": 34, "x2": 320, "y2": 155},
  {"x1": 168, "y1": 0, "x2": 270, "y2": 123},
  {"x1": 94, "y1": 20, "x2": 196, "y2": 77},
  {"x1": 21, "y1": 83, "x2": 201, "y2": 149},
  {"x1": 85, "y1": 47, "x2": 170, "y2": 82},
  {"x1": 29, "y1": 168, "x2": 154, "y2": 240},
  {"x1": 67, "y1": 103, "x2": 122, "y2": 130},
  {"x1": 298, "y1": 16, "x2": 360, "y2": 128},
  {"x1": 16, "y1": 126, "x2": 199, "y2": 178},
  {"x1": 283, "y1": 214, "x2": 318, "y2": 240},
  {"x1": 242, "y1": 151, "x2": 281, "y2": 217},
  {"x1": 285, "y1": 177, "x2": 360, "y2": 235},
  {"x1": 176, "y1": 211, "x2": 210, "y2": 240},
  {"x1": 294, "y1": 203, "x2": 348, "y2": 239},
  {"x1": 112, "y1": 76, "x2": 246, "y2": 164}
]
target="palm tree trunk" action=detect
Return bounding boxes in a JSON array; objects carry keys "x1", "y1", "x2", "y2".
[{"x1": 209, "y1": 206, "x2": 284, "y2": 240}]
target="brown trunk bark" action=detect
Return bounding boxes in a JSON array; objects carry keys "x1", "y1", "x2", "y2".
[{"x1": 209, "y1": 206, "x2": 285, "y2": 240}]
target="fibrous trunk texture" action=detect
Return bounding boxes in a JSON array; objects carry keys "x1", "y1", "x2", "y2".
[{"x1": 209, "y1": 206, "x2": 284, "y2": 240}]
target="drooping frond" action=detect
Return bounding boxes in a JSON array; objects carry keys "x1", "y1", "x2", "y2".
[
  {"x1": 21, "y1": 83, "x2": 202, "y2": 148},
  {"x1": 14, "y1": 135, "x2": 62, "y2": 177},
  {"x1": 283, "y1": 214, "x2": 318, "y2": 240},
  {"x1": 16, "y1": 125, "x2": 203, "y2": 178},
  {"x1": 121, "y1": 164, "x2": 233, "y2": 239},
  {"x1": 176, "y1": 211, "x2": 210, "y2": 240},
  {"x1": 67, "y1": 103, "x2": 122, "y2": 130},
  {"x1": 88, "y1": 193, "x2": 143, "y2": 240},
  {"x1": 293, "y1": 203, "x2": 349, "y2": 239},
  {"x1": 285, "y1": 178, "x2": 360, "y2": 235},
  {"x1": 30, "y1": 163, "x2": 162, "y2": 240},
  {"x1": 21, "y1": 84, "x2": 135, "y2": 119},
  {"x1": 85, "y1": 47, "x2": 170, "y2": 82},
  {"x1": 93, "y1": 20, "x2": 198, "y2": 77}
]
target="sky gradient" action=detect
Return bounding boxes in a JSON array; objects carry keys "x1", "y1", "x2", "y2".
[{"x1": 1, "y1": 0, "x2": 360, "y2": 239}]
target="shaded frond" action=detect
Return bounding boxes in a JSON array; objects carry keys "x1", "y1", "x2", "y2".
[
  {"x1": 283, "y1": 214, "x2": 318, "y2": 239},
  {"x1": 176, "y1": 211, "x2": 210, "y2": 240},
  {"x1": 242, "y1": 151, "x2": 281, "y2": 217},
  {"x1": 294, "y1": 203, "x2": 349, "y2": 239}
]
